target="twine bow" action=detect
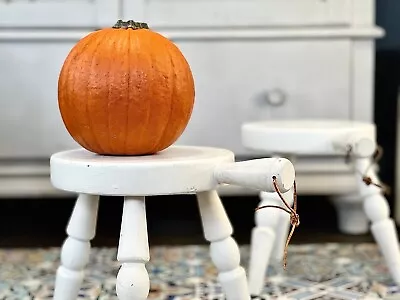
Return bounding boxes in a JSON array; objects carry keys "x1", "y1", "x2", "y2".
[{"x1": 255, "y1": 176, "x2": 299, "y2": 269}]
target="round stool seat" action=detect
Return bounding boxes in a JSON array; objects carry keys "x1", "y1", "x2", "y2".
[
  {"x1": 50, "y1": 146, "x2": 234, "y2": 196},
  {"x1": 242, "y1": 119, "x2": 376, "y2": 156}
]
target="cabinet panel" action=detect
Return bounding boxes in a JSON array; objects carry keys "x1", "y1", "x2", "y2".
[
  {"x1": 123, "y1": 0, "x2": 352, "y2": 28},
  {"x1": 0, "y1": 38, "x2": 83, "y2": 158},
  {"x1": 173, "y1": 40, "x2": 351, "y2": 155},
  {"x1": 0, "y1": 0, "x2": 120, "y2": 28}
]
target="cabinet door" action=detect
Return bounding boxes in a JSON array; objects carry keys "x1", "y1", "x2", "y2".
[
  {"x1": 0, "y1": 0, "x2": 119, "y2": 28},
  {"x1": 122, "y1": 0, "x2": 352, "y2": 28},
  {"x1": 0, "y1": 37, "x2": 84, "y2": 158},
  {"x1": 172, "y1": 40, "x2": 351, "y2": 155}
]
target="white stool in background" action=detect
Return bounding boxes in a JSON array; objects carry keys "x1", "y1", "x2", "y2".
[
  {"x1": 241, "y1": 120, "x2": 400, "y2": 296},
  {"x1": 49, "y1": 145, "x2": 295, "y2": 300}
]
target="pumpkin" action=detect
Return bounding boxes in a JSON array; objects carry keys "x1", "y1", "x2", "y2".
[{"x1": 58, "y1": 20, "x2": 195, "y2": 156}]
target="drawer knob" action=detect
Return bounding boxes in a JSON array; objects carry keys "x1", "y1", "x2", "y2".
[{"x1": 265, "y1": 89, "x2": 286, "y2": 106}]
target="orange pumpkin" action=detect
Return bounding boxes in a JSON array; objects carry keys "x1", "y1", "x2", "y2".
[{"x1": 58, "y1": 20, "x2": 195, "y2": 156}]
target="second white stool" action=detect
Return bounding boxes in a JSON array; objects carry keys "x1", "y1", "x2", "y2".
[{"x1": 241, "y1": 120, "x2": 400, "y2": 296}]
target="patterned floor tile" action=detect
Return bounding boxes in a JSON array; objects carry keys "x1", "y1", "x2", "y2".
[{"x1": 1, "y1": 244, "x2": 400, "y2": 299}]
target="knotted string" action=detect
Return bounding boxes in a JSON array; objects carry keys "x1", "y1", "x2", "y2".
[
  {"x1": 255, "y1": 176, "x2": 299, "y2": 269},
  {"x1": 345, "y1": 145, "x2": 390, "y2": 195}
]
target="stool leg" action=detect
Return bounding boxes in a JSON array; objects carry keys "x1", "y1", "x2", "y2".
[
  {"x1": 53, "y1": 194, "x2": 99, "y2": 300},
  {"x1": 116, "y1": 196, "x2": 150, "y2": 300},
  {"x1": 356, "y1": 158, "x2": 400, "y2": 283},
  {"x1": 330, "y1": 194, "x2": 369, "y2": 235},
  {"x1": 363, "y1": 192, "x2": 400, "y2": 282},
  {"x1": 269, "y1": 189, "x2": 294, "y2": 264},
  {"x1": 248, "y1": 191, "x2": 282, "y2": 296},
  {"x1": 197, "y1": 190, "x2": 250, "y2": 300}
]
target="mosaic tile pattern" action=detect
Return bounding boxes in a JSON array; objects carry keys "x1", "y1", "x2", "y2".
[{"x1": 2, "y1": 244, "x2": 400, "y2": 299}]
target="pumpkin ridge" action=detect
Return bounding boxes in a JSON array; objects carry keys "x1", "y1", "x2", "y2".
[
  {"x1": 136, "y1": 40, "x2": 153, "y2": 153},
  {"x1": 123, "y1": 30, "x2": 132, "y2": 154},
  {"x1": 125, "y1": 31, "x2": 148, "y2": 153},
  {"x1": 59, "y1": 32, "x2": 100, "y2": 151},
  {"x1": 106, "y1": 32, "x2": 119, "y2": 154},
  {"x1": 126, "y1": 33, "x2": 154, "y2": 155},
  {"x1": 150, "y1": 42, "x2": 176, "y2": 152},
  {"x1": 85, "y1": 34, "x2": 110, "y2": 153}
]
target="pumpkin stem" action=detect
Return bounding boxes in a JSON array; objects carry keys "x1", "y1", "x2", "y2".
[{"x1": 112, "y1": 20, "x2": 149, "y2": 30}]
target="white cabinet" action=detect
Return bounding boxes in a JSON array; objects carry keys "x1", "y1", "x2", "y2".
[
  {"x1": 0, "y1": 0, "x2": 384, "y2": 197},
  {"x1": 0, "y1": 0, "x2": 119, "y2": 28},
  {"x1": 122, "y1": 0, "x2": 352, "y2": 28},
  {"x1": 175, "y1": 40, "x2": 351, "y2": 155},
  {"x1": 0, "y1": 39, "x2": 83, "y2": 158}
]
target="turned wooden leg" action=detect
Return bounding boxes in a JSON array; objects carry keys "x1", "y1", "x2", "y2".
[
  {"x1": 356, "y1": 158, "x2": 400, "y2": 283},
  {"x1": 53, "y1": 194, "x2": 99, "y2": 300},
  {"x1": 248, "y1": 191, "x2": 283, "y2": 296},
  {"x1": 270, "y1": 188, "x2": 294, "y2": 263},
  {"x1": 116, "y1": 196, "x2": 150, "y2": 300},
  {"x1": 197, "y1": 190, "x2": 250, "y2": 300},
  {"x1": 363, "y1": 192, "x2": 400, "y2": 282},
  {"x1": 330, "y1": 194, "x2": 369, "y2": 235}
]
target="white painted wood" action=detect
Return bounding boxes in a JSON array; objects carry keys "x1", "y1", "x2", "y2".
[
  {"x1": 330, "y1": 194, "x2": 369, "y2": 234},
  {"x1": 354, "y1": 158, "x2": 400, "y2": 283},
  {"x1": 53, "y1": 194, "x2": 99, "y2": 300},
  {"x1": 269, "y1": 189, "x2": 295, "y2": 263},
  {"x1": 50, "y1": 146, "x2": 234, "y2": 196},
  {"x1": 351, "y1": 41, "x2": 376, "y2": 122},
  {"x1": 248, "y1": 188, "x2": 295, "y2": 296},
  {"x1": 176, "y1": 41, "x2": 351, "y2": 155},
  {"x1": 50, "y1": 147, "x2": 296, "y2": 196},
  {"x1": 50, "y1": 149, "x2": 266, "y2": 299},
  {"x1": 215, "y1": 158, "x2": 295, "y2": 193},
  {"x1": 352, "y1": 0, "x2": 374, "y2": 25},
  {"x1": 243, "y1": 121, "x2": 400, "y2": 293},
  {"x1": 121, "y1": 0, "x2": 145, "y2": 22},
  {"x1": 0, "y1": 0, "x2": 120, "y2": 28},
  {"x1": 0, "y1": 166, "x2": 362, "y2": 198},
  {"x1": 371, "y1": 219, "x2": 400, "y2": 283},
  {"x1": 248, "y1": 192, "x2": 286, "y2": 295},
  {"x1": 122, "y1": 0, "x2": 352, "y2": 28},
  {"x1": 0, "y1": 39, "x2": 83, "y2": 158},
  {"x1": 332, "y1": 134, "x2": 376, "y2": 158},
  {"x1": 242, "y1": 120, "x2": 376, "y2": 156},
  {"x1": 0, "y1": 27, "x2": 384, "y2": 41},
  {"x1": 0, "y1": 155, "x2": 369, "y2": 198},
  {"x1": 96, "y1": 0, "x2": 122, "y2": 28},
  {"x1": 66, "y1": 194, "x2": 99, "y2": 240},
  {"x1": 197, "y1": 190, "x2": 250, "y2": 300},
  {"x1": 116, "y1": 196, "x2": 150, "y2": 300}
]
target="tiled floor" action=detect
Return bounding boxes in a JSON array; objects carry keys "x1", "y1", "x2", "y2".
[{"x1": 2, "y1": 243, "x2": 400, "y2": 299}]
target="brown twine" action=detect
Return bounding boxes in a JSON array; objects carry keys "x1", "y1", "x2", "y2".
[
  {"x1": 255, "y1": 177, "x2": 299, "y2": 270},
  {"x1": 345, "y1": 145, "x2": 391, "y2": 195}
]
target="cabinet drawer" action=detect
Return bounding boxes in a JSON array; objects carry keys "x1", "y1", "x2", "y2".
[
  {"x1": 174, "y1": 40, "x2": 351, "y2": 155},
  {"x1": 124, "y1": 0, "x2": 352, "y2": 28},
  {"x1": 0, "y1": 0, "x2": 119, "y2": 28}
]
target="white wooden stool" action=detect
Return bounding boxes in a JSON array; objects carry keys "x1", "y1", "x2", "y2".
[
  {"x1": 49, "y1": 145, "x2": 295, "y2": 300},
  {"x1": 241, "y1": 120, "x2": 400, "y2": 296}
]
